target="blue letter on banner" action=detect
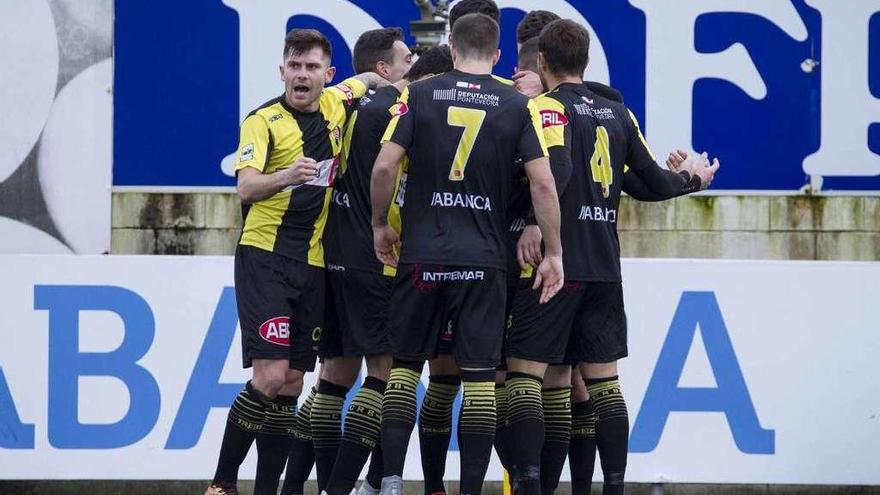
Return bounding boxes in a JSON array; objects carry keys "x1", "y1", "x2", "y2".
[
  {"x1": 35, "y1": 285, "x2": 161, "y2": 448},
  {"x1": 629, "y1": 291, "x2": 774, "y2": 454},
  {"x1": 0, "y1": 366, "x2": 34, "y2": 448},
  {"x1": 166, "y1": 287, "x2": 243, "y2": 449}
]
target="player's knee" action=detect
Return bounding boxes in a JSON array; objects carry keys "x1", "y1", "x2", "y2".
[
  {"x1": 365, "y1": 354, "x2": 392, "y2": 381},
  {"x1": 428, "y1": 355, "x2": 459, "y2": 375},
  {"x1": 279, "y1": 370, "x2": 304, "y2": 396},
  {"x1": 543, "y1": 365, "x2": 571, "y2": 389},
  {"x1": 581, "y1": 361, "x2": 618, "y2": 380},
  {"x1": 321, "y1": 356, "x2": 361, "y2": 387},
  {"x1": 506, "y1": 357, "x2": 547, "y2": 377},
  {"x1": 495, "y1": 370, "x2": 506, "y2": 385},
  {"x1": 255, "y1": 373, "x2": 286, "y2": 396},
  {"x1": 252, "y1": 360, "x2": 290, "y2": 396}
]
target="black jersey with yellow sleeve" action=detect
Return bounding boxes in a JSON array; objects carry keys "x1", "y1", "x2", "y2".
[
  {"x1": 324, "y1": 85, "x2": 402, "y2": 275},
  {"x1": 536, "y1": 82, "x2": 661, "y2": 282},
  {"x1": 234, "y1": 78, "x2": 367, "y2": 266},
  {"x1": 382, "y1": 70, "x2": 548, "y2": 270}
]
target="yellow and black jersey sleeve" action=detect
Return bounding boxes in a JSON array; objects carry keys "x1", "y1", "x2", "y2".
[
  {"x1": 382, "y1": 157, "x2": 409, "y2": 277},
  {"x1": 534, "y1": 94, "x2": 574, "y2": 195},
  {"x1": 324, "y1": 77, "x2": 368, "y2": 106},
  {"x1": 518, "y1": 98, "x2": 549, "y2": 162},
  {"x1": 534, "y1": 95, "x2": 568, "y2": 148},
  {"x1": 492, "y1": 74, "x2": 514, "y2": 86},
  {"x1": 624, "y1": 108, "x2": 657, "y2": 171},
  {"x1": 235, "y1": 114, "x2": 271, "y2": 173},
  {"x1": 381, "y1": 86, "x2": 414, "y2": 148}
]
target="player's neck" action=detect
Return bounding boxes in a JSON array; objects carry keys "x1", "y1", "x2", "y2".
[
  {"x1": 453, "y1": 59, "x2": 493, "y2": 76},
  {"x1": 284, "y1": 93, "x2": 320, "y2": 113},
  {"x1": 545, "y1": 74, "x2": 583, "y2": 92}
]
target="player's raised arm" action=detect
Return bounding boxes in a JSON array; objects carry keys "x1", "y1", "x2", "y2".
[
  {"x1": 352, "y1": 71, "x2": 391, "y2": 89},
  {"x1": 623, "y1": 109, "x2": 720, "y2": 197}
]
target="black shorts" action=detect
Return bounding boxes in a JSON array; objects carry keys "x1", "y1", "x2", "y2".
[
  {"x1": 234, "y1": 245, "x2": 325, "y2": 371},
  {"x1": 321, "y1": 266, "x2": 392, "y2": 358},
  {"x1": 390, "y1": 263, "x2": 506, "y2": 369},
  {"x1": 507, "y1": 280, "x2": 627, "y2": 365},
  {"x1": 437, "y1": 279, "x2": 521, "y2": 365}
]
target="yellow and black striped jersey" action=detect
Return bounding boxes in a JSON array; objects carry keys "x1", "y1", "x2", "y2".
[
  {"x1": 324, "y1": 85, "x2": 404, "y2": 276},
  {"x1": 383, "y1": 70, "x2": 548, "y2": 270},
  {"x1": 536, "y1": 83, "x2": 659, "y2": 281},
  {"x1": 234, "y1": 78, "x2": 367, "y2": 267}
]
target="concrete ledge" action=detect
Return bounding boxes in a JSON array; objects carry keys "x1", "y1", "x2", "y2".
[
  {"x1": 674, "y1": 196, "x2": 770, "y2": 232},
  {"x1": 109, "y1": 192, "x2": 880, "y2": 261},
  {"x1": 2, "y1": 481, "x2": 878, "y2": 495}
]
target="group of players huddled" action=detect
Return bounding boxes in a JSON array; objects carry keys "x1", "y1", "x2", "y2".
[{"x1": 206, "y1": 2, "x2": 720, "y2": 495}]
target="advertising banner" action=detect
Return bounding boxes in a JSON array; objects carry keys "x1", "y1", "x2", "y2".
[
  {"x1": 112, "y1": 0, "x2": 880, "y2": 191},
  {"x1": 1, "y1": 256, "x2": 878, "y2": 483}
]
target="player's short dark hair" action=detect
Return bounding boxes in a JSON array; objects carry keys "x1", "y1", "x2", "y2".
[
  {"x1": 517, "y1": 37, "x2": 540, "y2": 72},
  {"x1": 406, "y1": 45, "x2": 453, "y2": 81},
  {"x1": 451, "y1": 13, "x2": 500, "y2": 61},
  {"x1": 516, "y1": 10, "x2": 561, "y2": 44},
  {"x1": 284, "y1": 29, "x2": 332, "y2": 61},
  {"x1": 539, "y1": 19, "x2": 590, "y2": 77},
  {"x1": 352, "y1": 27, "x2": 405, "y2": 74},
  {"x1": 449, "y1": 0, "x2": 499, "y2": 30}
]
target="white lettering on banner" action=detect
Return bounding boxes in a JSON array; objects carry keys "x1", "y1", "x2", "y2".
[
  {"x1": 1, "y1": 256, "x2": 880, "y2": 482},
  {"x1": 430, "y1": 191, "x2": 492, "y2": 211},
  {"x1": 629, "y1": 0, "x2": 809, "y2": 159},
  {"x1": 219, "y1": 0, "x2": 382, "y2": 176},
  {"x1": 802, "y1": 0, "x2": 880, "y2": 176}
]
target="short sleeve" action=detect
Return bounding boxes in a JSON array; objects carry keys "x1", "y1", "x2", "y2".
[
  {"x1": 235, "y1": 114, "x2": 271, "y2": 173},
  {"x1": 534, "y1": 95, "x2": 568, "y2": 149},
  {"x1": 324, "y1": 77, "x2": 368, "y2": 105},
  {"x1": 516, "y1": 98, "x2": 549, "y2": 163},
  {"x1": 381, "y1": 86, "x2": 415, "y2": 149}
]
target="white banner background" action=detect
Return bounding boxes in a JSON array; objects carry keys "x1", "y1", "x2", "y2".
[{"x1": 0, "y1": 256, "x2": 878, "y2": 483}]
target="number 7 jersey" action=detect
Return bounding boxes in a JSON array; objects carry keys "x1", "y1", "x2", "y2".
[
  {"x1": 382, "y1": 69, "x2": 548, "y2": 270},
  {"x1": 537, "y1": 82, "x2": 659, "y2": 282}
]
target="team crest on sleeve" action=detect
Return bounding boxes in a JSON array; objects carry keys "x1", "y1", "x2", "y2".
[
  {"x1": 336, "y1": 83, "x2": 355, "y2": 105},
  {"x1": 540, "y1": 109, "x2": 568, "y2": 128},
  {"x1": 240, "y1": 143, "x2": 255, "y2": 162},
  {"x1": 389, "y1": 102, "x2": 409, "y2": 117}
]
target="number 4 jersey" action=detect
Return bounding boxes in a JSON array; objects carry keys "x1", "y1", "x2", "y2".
[
  {"x1": 382, "y1": 69, "x2": 548, "y2": 270},
  {"x1": 537, "y1": 82, "x2": 660, "y2": 282}
]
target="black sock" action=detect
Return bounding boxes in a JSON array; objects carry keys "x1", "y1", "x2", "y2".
[
  {"x1": 540, "y1": 387, "x2": 571, "y2": 495},
  {"x1": 326, "y1": 376, "x2": 387, "y2": 495},
  {"x1": 419, "y1": 375, "x2": 461, "y2": 495},
  {"x1": 505, "y1": 372, "x2": 544, "y2": 495},
  {"x1": 254, "y1": 394, "x2": 298, "y2": 495},
  {"x1": 381, "y1": 360, "x2": 424, "y2": 477},
  {"x1": 213, "y1": 381, "x2": 267, "y2": 484},
  {"x1": 312, "y1": 379, "x2": 350, "y2": 492},
  {"x1": 586, "y1": 377, "x2": 628, "y2": 495},
  {"x1": 365, "y1": 443, "x2": 383, "y2": 489},
  {"x1": 280, "y1": 387, "x2": 317, "y2": 495},
  {"x1": 569, "y1": 400, "x2": 597, "y2": 495},
  {"x1": 493, "y1": 383, "x2": 511, "y2": 470},
  {"x1": 459, "y1": 370, "x2": 496, "y2": 495}
]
